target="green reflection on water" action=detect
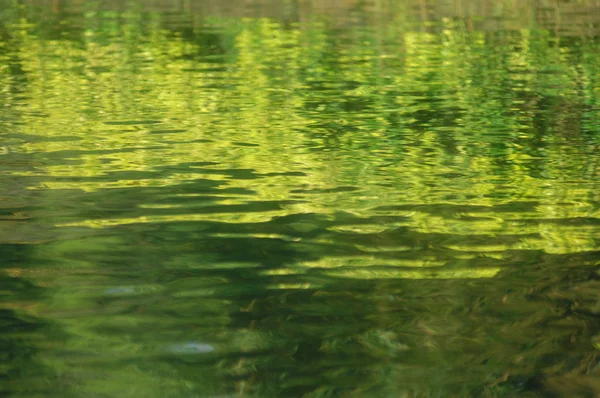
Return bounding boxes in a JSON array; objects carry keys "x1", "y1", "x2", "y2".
[{"x1": 1, "y1": 1, "x2": 600, "y2": 397}]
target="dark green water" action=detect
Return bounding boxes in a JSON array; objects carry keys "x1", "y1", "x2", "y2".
[{"x1": 1, "y1": 1, "x2": 600, "y2": 397}]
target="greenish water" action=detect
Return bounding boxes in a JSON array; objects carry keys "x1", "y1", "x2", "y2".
[{"x1": 1, "y1": 1, "x2": 600, "y2": 397}]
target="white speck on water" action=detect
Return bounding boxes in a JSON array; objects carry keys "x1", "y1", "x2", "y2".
[
  {"x1": 104, "y1": 286, "x2": 137, "y2": 295},
  {"x1": 164, "y1": 341, "x2": 216, "y2": 355}
]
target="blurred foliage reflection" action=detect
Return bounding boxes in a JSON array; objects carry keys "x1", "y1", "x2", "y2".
[{"x1": 1, "y1": 1, "x2": 600, "y2": 397}]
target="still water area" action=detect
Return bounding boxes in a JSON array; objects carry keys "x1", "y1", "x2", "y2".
[{"x1": 1, "y1": 1, "x2": 600, "y2": 397}]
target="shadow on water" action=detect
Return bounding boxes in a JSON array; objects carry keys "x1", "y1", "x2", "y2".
[
  {"x1": 0, "y1": 182, "x2": 63, "y2": 397},
  {"x1": 6, "y1": 172, "x2": 600, "y2": 397},
  {"x1": 0, "y1": 267, "x2": 47, "y2": 398}
]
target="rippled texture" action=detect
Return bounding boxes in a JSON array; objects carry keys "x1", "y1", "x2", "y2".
[{"x1": 1, "y1": 1, "x2": 600, "y2": 397}]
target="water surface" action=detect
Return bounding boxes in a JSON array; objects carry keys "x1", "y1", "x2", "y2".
[{"x1": 1, "y1": 1, "x2": 600, "y2": 397}]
